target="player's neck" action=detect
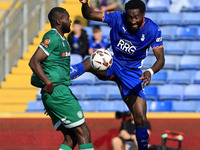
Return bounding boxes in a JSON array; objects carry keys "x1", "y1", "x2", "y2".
[{"x1": 53, "y1": 27, "x2": 64, "y2": 37}]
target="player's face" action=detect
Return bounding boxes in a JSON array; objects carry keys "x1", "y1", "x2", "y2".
[
  {"x1": 126, "y1": 9, "x2": 144, "y2": 33},
  {"x1": 61, "y1": 12, "x2": 72, "y2": 33}
]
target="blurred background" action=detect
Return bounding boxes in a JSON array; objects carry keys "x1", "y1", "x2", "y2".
[{"x1": 0, "y1": 0, "x2": 200, "y2": 149}]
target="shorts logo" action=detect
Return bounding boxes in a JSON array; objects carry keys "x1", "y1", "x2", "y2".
[
  {"x1": 61, "y1": 117, "x2": 71, "y2": 124},
  {"x1": 117, "y1": 39, "x2": 136, "y2": 55},
  {"x1": 156, "y1": 37, "x2": 162, "y2": 42},
  {"x1": 42, "y1": 38, "x2": 50, "y2": 48},
  {"x1": 77, "y1": 111, "x2": 83, "y2": 118}
]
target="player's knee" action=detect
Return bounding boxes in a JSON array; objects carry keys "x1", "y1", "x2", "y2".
[{"x1": 112, "y1": 137, "x2": 122, "y2": 145}]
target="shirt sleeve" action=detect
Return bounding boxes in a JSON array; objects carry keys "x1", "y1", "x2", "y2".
[
  {"x1": 151, "y1": 27, "x2": 164, "y2": 50},
  {"x1": 39, "y1": 33, "x2": 59, "y2": 56},
  {"x1": 103, "y1": 11, "x2": 120, "y2": 28}
]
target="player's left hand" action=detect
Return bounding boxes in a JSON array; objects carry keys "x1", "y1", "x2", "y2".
[{"x1": 139, "y1": 71, "x2": 151, "y2": 86}]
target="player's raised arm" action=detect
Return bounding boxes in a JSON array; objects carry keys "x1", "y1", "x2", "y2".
[{"x1": 79, "y1": 0, "x2": 103, "y2": 21}]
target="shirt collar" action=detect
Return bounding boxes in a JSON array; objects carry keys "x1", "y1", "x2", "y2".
[{"x1": 51, "y1": 28, "x2": 65, "y2": 40}]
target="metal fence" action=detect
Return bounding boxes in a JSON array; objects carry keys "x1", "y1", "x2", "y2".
[{"x1": 0, "y1": 0, "x2": 63, "y2": 83}]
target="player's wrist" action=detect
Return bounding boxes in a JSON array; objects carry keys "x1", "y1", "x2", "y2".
[{"x1": 146, "y1": 68, "x2": 154, "y2": 76}]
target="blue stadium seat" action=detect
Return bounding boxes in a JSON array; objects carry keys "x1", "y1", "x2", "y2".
[
  {"x1": 145, "y1": 12, "x2": 160, "y2": 25},
  {"x1": 147, "y1": 0, "x2": 170, "y2": 12},
  {"x1": 183, "y1": 84, "x2": 200, "y2": 101},
  {"x1": 179, "y1": 56, "x2": 200, "y2": 70},
  {"x1": 157, "y1": 84, "x2": 184, "y2": 101},
  {"x1": 123, "y1": 102, "x2": 129, "y2": 112},
  {"x1": 107, "y1": 85, "x2": 122, "y2": 100},
  {"x1": 159, "y1": 13, "x2": 182, "y2": 26},
  {"x1": 160, "y1": 26, "x2": 176, "y2": 40},
  {"x1": 69, "y1": 85, "x2": 84, "y2": 100},
  {"x1": 196, "y1": 101, "x2": 200, "y2": 112},
  {"x1": 71, "y1": 54, "x2": 83, "y2": 65},
  {"x1": 79, "y1": 100, "x2": 99, "y2": 112},
  {"x1": 197, "y1": 27, "x2": 200, "y2": 40},
  {"x1": 164, "y1": 41, "x2": 186, "y2": 55},
  {"x1": 181, "y1": 13, "x2": 200, "y2": 25},
  {"x1": 187, "y1": 41, "x2": 200, "y2": 55},
  {"x1": 151, "y1": 71, "x2": 167, "y2": 85},
  {"x1": 174, "y1": 27, "x2": 197, "y2": 40},
  {"x1": 193, "y1": 0, "x2": 200, "y2": 11},
  {"x1": 36, "y1": 88, "x2": 42, "y2": 100},
  {"x1": 164, "y1": 55, "x2": 180, "y2": 70},
  {"x1": 167, "y1": 71, "x2": 192, "y2": 85},
  {"x1": 83, "y1": 85, "x2": 108, "y2": 100},
  {"x1": 89, "y1": 20, "x2": 107, "y2": 26},
  {"x1": 149, "y1": 101, "x2": 172, "y2": 112},
  {"x1": 71, "y1": 72, "x2": 96, "y2": 85},
  {"x1": 100, "y1": 26, "x2": 111, "y2": 39},
  {"x1": 83, "y1": 26, "x2": 93, "y2": 39},
  {"x1": 98, "y1": 100, "x2": 124, "y2": 112},
  {"x1": 95, "y1": 76, "x2": 116, "y2": 85},
  {"x1": 143, "y1": 56, "x2": 156, "y2": 69},
  {"x1": 172, "y1": 101, "x2": 197, "y2": 112},
  {"x1": 26, "y1": 101, "x2": 44, "y2": 112},
  {"x1": 194, "y1": 71, "x2": 200, "y2": 84},
  {"x1": 144, "y1": 86, "x2": 157, "y2": 101}
]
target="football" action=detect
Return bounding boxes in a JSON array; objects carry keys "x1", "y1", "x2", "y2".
[{"x1": 90, "y1": 49, "x2": 113, "y2": 71}]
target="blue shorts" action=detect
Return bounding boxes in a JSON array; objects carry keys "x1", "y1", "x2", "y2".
[{"x1": 105, "y1": 61, "x2": 146, "y2": 99}]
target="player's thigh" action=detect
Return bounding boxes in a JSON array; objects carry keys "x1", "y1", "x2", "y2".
[{"x1": 123, "y1": 95, "x2": 147, "y2": 126}]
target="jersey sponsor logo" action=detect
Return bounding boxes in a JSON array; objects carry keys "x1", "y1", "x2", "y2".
[
  {"x1": 42, "y1": 38, "x2": 50, "y2": 48},
  {"x1": 62, "y1": 52, "x2": 71, "y2": 57},
  {"x1": 156, "y1": 37, "x2": 162, "y2": 42},
  {"x1": 116, "y1": 39, "x2": 136, "y2": 55}
]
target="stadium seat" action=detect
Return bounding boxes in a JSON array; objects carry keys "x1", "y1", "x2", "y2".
[
  {"x1": 159, "y1": 13, "x2": 182, "y2": 26},
  {"x1": 145, "y1": 12, "x2": 160, "y2": 25},
  {"x1": 149, "y1": 101, "x2": 172, "y2": 112},
  {"x1": 123, "y1": 102, "x2": 129, "y2": 112},
  {"x1": 98, "y1": 100, "x2": 124, "y2": 112},
  {"x1": 174, "y1": 27, "x2": 197, "y2": 40},
  {"x1": 196, "y1": 101, "x2": 200, "y2": 112},
  {"x1": 146, "y1": 100, "x2": 152, "y2": 112},
  {"x1": 26, "y1": 101, "x2": 44, "y2": 112},
  {"x1": 151, "y1": 71, "x2": 167, "y2": 85},
  {"x1": 179, "y1": 56, "x2": 200, "y2": 70},
  {"x1": 144, "y1": 86, "x2": 157, "y2": 101},
  {"x1": 69, "y1": 85, "x2": 84, "y2": 100},
  {"x1": 186, "y1": 41, "x2": 200, "y2": 55},
  {"x1": 193, "y1": 0, "x2": 200, "y2": 11},
  {"x1": 71, "y1": 72, "x2": 96, "y2": 85},
  {"x1": 181, "y1": 13, "x2": 200, "y2": 25},
  {"x1": 79, "y1": 100, "x2": 99, "y2": 112},
  {"x1": 83, "y1": 85, "x2": 108, "y2": 100},
  {"x1": 164, "y1": 55, "x2": 180, "y2": 70},
  {"x1": 83, "y1": 26, "x2": 93, "y2": 39},
  {"x1": 172, "y1": 101, "x2": 197, "y2": 112},
  {"x1": 89, "y1": 20, "x2": 107, "y2": 26},
  {"x1": 160, "y1": 26, "x2": 176, "y2": 40},
  {"x1": 197, "y1": 27, "x2": 200, "y2": 40},
  {"x1": 194, "y1": 71, "x2": 200, "y2": 84},
  {"x1": 147, "y1": 0, "x2": 170, "y2": 12},
  {"x1": 107, "y1": 85, "x2": 122, "y2": 100},
  {"x1": 164, "y1": 41, "x2": 186, "y2": 55},
  {"x1": 157, "y1": 84, "x2": 184, "y2": 101},
  {"x1": 100, "y1": 26, "x2": 111, "y2": 39},
  {"x1": 183, "y1": 84, "x2": 200, "y2": 101},
  {"x1": 95, "y1": 76, "x2": 116, "y2": 85},
  {"x1": 71, "y1": 54, "x2": 83, "y2": 65},
  {"x1": 167, "y1": 71, "x2": 192, "y2": 85},
  {"x1": 143, "y1": 56, "x2": 156, "y2": 69}
]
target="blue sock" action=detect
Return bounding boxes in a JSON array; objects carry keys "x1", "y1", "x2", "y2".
[
  {"x1": 136, "y1": 126, "x2": 149, "y2": 150},
  {"x1": 70, "y1": 63, "x2": 85, "y2": 79}
]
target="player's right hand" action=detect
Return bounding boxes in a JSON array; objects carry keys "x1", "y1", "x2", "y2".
[
  {"x1": 43, "y1": 81, "x2": 54, "y2": 94},
  {"x1": 79, "y1": 0, "x2": 88, "y2": 4}
]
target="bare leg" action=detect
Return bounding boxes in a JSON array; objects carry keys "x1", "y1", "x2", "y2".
[{"x1": 112, "y1": 137, "x2": 124, "y2": 150}]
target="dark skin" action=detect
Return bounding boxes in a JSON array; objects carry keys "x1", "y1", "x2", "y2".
[
  {"x1": 79, "y1": 0, "x2": 165, "y2": 127},
  {"x1": 29, "y1": 10, "x2": 92, "y2": 148}
]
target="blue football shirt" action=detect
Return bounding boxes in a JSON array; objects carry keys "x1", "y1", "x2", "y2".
[{"x1": 103, "y1": 11, "x2": 163, "y2": 69}]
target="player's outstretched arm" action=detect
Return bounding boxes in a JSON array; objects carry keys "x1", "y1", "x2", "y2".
[{"x1": 79, "y1": 0, "x2": 103, "y2": 21}]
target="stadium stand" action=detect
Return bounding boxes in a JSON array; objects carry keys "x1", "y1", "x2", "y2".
[{"x1": 1, "y1": 0, "x2": 199, "y2": 113}]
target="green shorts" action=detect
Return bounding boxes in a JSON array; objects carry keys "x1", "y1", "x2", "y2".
[{"x1": 41, "y1": 85, "x2": 85, "y2": 130}]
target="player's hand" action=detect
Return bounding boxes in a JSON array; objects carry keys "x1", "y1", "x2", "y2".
[
  {"x1": 79, "y1": 0, "x2": 88, "y2": 4},
  {"x1": 43, "y1": 81, "x2": 54, "y2": 94},
  {"x1": 139, "y1": 71, "x2": 151, "y2": 86}
]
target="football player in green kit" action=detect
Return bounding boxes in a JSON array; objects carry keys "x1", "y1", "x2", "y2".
[{"x1": 29, "y1": 7, "x2": 94, "y2": 150}]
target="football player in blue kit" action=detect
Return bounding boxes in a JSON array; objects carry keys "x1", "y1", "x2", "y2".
[{"x1": 70, "y1": 0, "x2": 165, "y2": 149}]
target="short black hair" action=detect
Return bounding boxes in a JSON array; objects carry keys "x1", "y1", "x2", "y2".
[
  {"x1": 73, "y1": 19, "x2": 81, "y2": 25},
  {"x1": 48, "y1": 7, "x2": 68, "y2": 27},
  {"x1": 125, "y1": 0, "x2": 146, "y2": 14}
]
